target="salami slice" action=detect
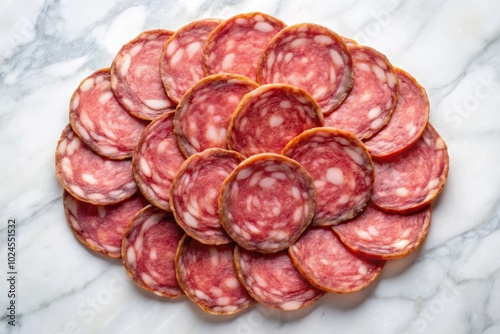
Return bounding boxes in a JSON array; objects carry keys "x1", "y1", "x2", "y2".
[
  {"x1": 257, "y1": 23, "x2": 353, "y2": 114},
  {"x1": 333, "y1": 204, "x2": 431, "y2": 260},
  {"x1": 175, "y1": 236, "x2": 254, "y2": 314},
  {"x1": 371, "y1": 123, "x2": 449, "y2": 213},
  {"x1": 219, "y1": 153, "x2": 315, "y2": 253},
  {"x1": 69, "y1": 69, "x2": 148, "y2": 159},
  {"x1": 160, "y1": 19, "x2": 222, "y2": 103},
  {"x1": 289, "y1": 227, "x2": 385, "y2": 293},
  {"x1": 122, "y1": 205, "x2": 184, "y2": 298},
  {"x1": 364, "y1": 68, "x2": 429, "y2": 159},
  {"x1": 111, "y1": 30, "x2": 177, "y2": 120},
  {"x1": 282, "y1": 128, "x2": 374, "y2": 225},
  {"x1": 55, "y1": 125, "x2": 137, "y2": 205},
  {"x1": 63, "y1": 191, "x2": 148, "y2": 258},
  {"x1": 133, "y1": 111, "x2": 185, "y2": 211},
  {"x1": 174, "y1": 74, "x2": 258, "y2": 157},
  {"x1": 170, "y1": 149, "x2": 245, "y2": 245},
  {"x1": 227, "y1": 84, "x2": 324, "y2": 156},
  {"x1": 324, "y1": 45, "x2": 398, "y2": 139},
  {"x1": 234, "y1": 247, "x2": 324, "y2": 310},
  {"x1": 203, "y1": 12, "x2": 286, "y2": 81}
]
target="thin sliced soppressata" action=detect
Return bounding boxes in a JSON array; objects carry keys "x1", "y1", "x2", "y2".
[
  {"x1": 289, "y1": 227, "x2": 385, "y2": 293},
  {"x1": 63, "y1": 191, "x2": 149, "y2": 258},
  {"x1": 133, "y1": 111, "x2": 186, "y2": 211},
  {"x1": 234, "y1": 246, "x2": 324, "y2": 310},
  {"x1": 258, "y1": 23, "x2": 353, "y2": 114},
  {"x1": 227, "y1": 84, "x2": 324, "y2": 156},
  {"x1": 170, "y1": 148, "x2": 245, "y2": 245},
  {"x1": 282, "y1": 128, "x2": 374, "y2": 225},
  {"x1": 55, "y1": 125, "x2": 137, "y2": 205},
  {"x1": 69, "y1": 69, "x2": 148, "y2": 159},
  {"x1": 175, "y1": 236, "x2": 254, "y2": 315},
  {"x1": 219, "y1": 153, "x2": 315, "y2": 253},
  {"x1": 122, "y1": 205, "x2": 185, "y2": 298},
  {"x1": 333, "y1": 204, "x2": 431, "y2": 260},
  {"x1": 371, "y1": 123, "x2": 449, "y2": 213}
]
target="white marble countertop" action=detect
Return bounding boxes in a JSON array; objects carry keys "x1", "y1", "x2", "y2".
[{"x1": 1, "y1": 0, "x2": 499, "y2": 333}]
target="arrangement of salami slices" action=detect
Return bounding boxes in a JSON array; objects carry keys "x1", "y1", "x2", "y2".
[{"x1": 55, "y1": 12, "x2": 449, "y2": 315}]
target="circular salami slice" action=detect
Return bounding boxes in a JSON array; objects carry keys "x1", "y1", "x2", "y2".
[
  {"x1": 133, "y1": 111, "x2": 186, "y2": 211},
  {"x1": 122, "y1": 205, "x2": 184, "y2": 298},
  {"x1": 160, "y1": 19, "x2": 222, "y2": 103},
  {"x1": 282, "y1": 128, "x2": 374, "y2": 225},
  {"x1": 364, "y1": 68, "x2": 429, "y2": 159},
  {"x1": 111, "y1": 30, "x2": 177, "y2": 120},
  {"x1": 55, "y1": 125, "x2": 137, "y2": 205},
  {"x1": 234, "y1": 246, "x2": 324, "y2": 310},
  {"x1": 371, "y1": 123, "x2": 449, "y2": 213},
  {"x1": 219, "y1": 153, "x2": 315, "y2": 253},
  {"x1": 333, "y1": 204, "x2": 431, "y2": 260},
  {"x1": 324, "y1": 45, "x2": 398, "y2": 139},
  {"x1": 257, "y1": 23, "x2": 353, "y2": 114},
  {"x1": 69, "y1": 69, "x2": 148, "y2": 159},
  {"x1": 203, "y1": 12, "x2": 286, "y2": 81},
  {"x1": 289, "y1": 227, "x2": 385, "y2": 293},
  {"x1": 227, "y1": 84, "x2": 324, "y2": 156},
  {"x1": 63, "y1": 191, "x2": 148, "y2": 258},
  {"x1": 174, "y1": 74, "x2": 258, "y2": 157},
  {"x1": 175, "y1": 236, "x2": 254, "y2": 315},
  {"x1": 170, "y1": 149, "x2": 245, "y2": 245}
]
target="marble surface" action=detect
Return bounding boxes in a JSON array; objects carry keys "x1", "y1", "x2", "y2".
[{"x1": 1, "y1": 0, "x2": 499, "y2": 333}]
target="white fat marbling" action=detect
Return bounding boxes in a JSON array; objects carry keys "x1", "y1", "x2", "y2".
[{"x1": 1, "y1": 0, "x2": 499, "y2": 333}]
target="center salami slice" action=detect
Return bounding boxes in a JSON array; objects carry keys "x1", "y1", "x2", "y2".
[
  {"x1": 170, "y1": 149, "x2": 245, "y2": 245},
  {"x1": 234, "y1": 246, "x2": 324, "y2": 311},
  {"x1": 371, "y1": 123, "x2": 449, "y2": 213},
  {"x1": 324, "y1": 45, "x2": 398, "y2": 140},
  {"x1": 69, "y1": 69, "x2": 148, "y2": 159},
  {"x1": 219, "y1": 153, "x2": 315, "y2": 253},
  {"x1": 55, "y1": 125, "x2": 137, "y2": 205},
  {"x1": 111, "y1": 30, "x2": 177, "y2": 120},
  {"x1": 174, "y1": 74, "x2": 258, "y2": 158},
  {"x1": 332, "y1": 204, "x2": 432, "y2": 260},
  {"x1": 289, "y1": 227, "x2": 385, "y2": 293},
  {"x1": 364, "y1": 68, "x2": 430, "y2": 159},
  {"x1": 63, "y1": 191, "x2": 149, "y2": 258},
  {"x1": 282, "y1": 128, "x2": 374, "y2": 226},
  {"x1": 227, "y1": 84, "x2": 324, "y2": 156},
  {"x1": 133, "y1": 111, "x2": 186, "y2": 211},
  {"x1": 203, "y1": 12, "x2": 286, "y2": 81},
  {"x1": 122, "y1": 205, "x2": 185, "y2": 298},
  {"x1": 257, "y1": 23, "x2": 353, "y2": 114},
  {"x1": 160, "y1": 19, "x2": 222, "y2": 103},
  {"x1": 175, "y1": 236, "x2": 254, "y2": 315}
]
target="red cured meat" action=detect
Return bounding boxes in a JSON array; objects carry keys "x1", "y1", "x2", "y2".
[
  {"x1": 69, "y1": 69, "x2": 148, "y2": 159},
  {"x1": 63, "y1": 191, "x2": 148, "y2": 258},
  {"x1": 234, "y1": 246, "x2": 324, "y2": 310},
  {"x1": 371, "y1": 123, "x2": 449, "y2": 213},
  {"x1": 324, "y1": 45, "x2": 398, "y2": 139},
  {"x1": 282, "y1": 128, "x2": 374, "y2": 225},
  {"x1": 227, "y1": 84, "x2": 324, "y2": 156},
  {"x1": 258, "y1": 23, "x2": 353, "y2": 114},
  {"x1": 289, "y1": 227, "x2": 385, "y2": 293},
  {"x1": 333, "y1": 204, "x2": 431, "y2": 260},
  {"x1": 55, "y1": 125, "x2": 137, "y2": 205},
  {"x1": 175, "y1": 236, "x2": 254, "y2": 314},
  {"x1": 133, "y1": 111, "x2": 186, "y2": 211},
  {"x1": 161, "y1": 19, "x2": 222, "y2": 103},
  {"x1": 203, "y1": 12, "x2": 286, "y2": 81},
  {"x1": 364, "y1": 68, "x2": 429, "y2": 159},
  {"x1": 122, "y1": 205, "x2": 184, "y2": 298},
  {"x1": 170, "y1": 149, "x2": 245, "y2": 245}
]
